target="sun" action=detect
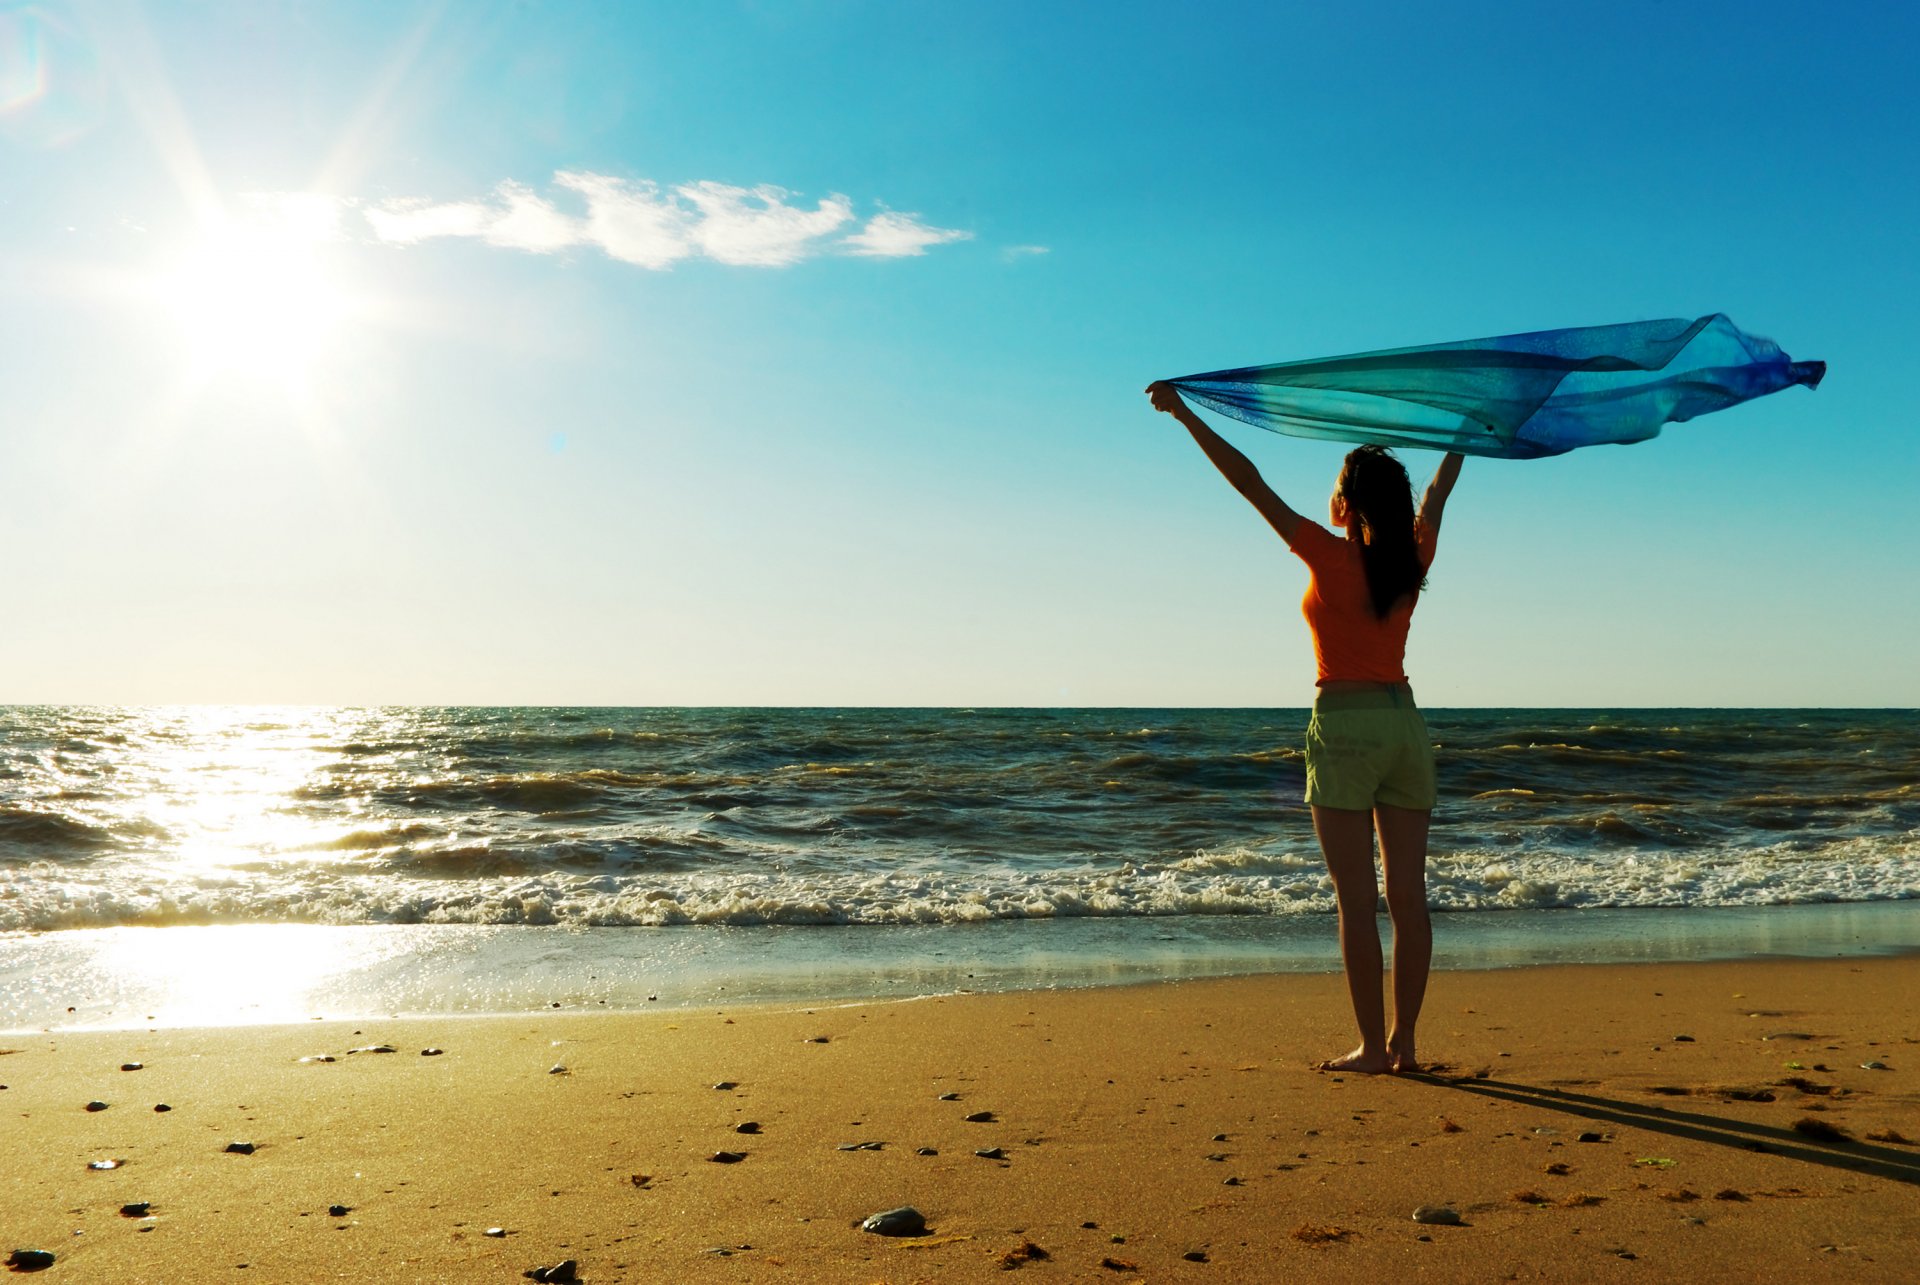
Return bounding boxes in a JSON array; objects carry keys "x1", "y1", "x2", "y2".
[{"x1": 152, "y1": 200, "x2": 359, "y2": 385}]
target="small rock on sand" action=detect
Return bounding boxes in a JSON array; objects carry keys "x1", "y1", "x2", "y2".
[
  {"x1": 225, "y1": 1142, "x2": 256, "y2": 1155},
  {"x1": 328, "y1": 1205, "x2": 350, "y2": 1217},
  {"x1": 1412, "y1": 1205, "x2": 1463, "y2": 1226},
  {"x1": 709, "y1": 1150, "x2": 747, "y2": 1164},
  {"x1": 915, "y1": 1147, "x2": 938, "y2": 1156},
  {"x1": 712, "y1": 1081, "x2": 738, "y2": 1091},
  {"x1": 485, "y1": 1228, "x2": 508, "y2": 1238},
  {"x1": 87, "y1": 1159, "x2": 122, "y2": 1171},
  {"x1": 860, "y1": 1207, "x2": 927, "y2": 1237},
  {"x1": 735, "y1": 1122, "x2": 761, "y2": 1134},
  {"x1": 975, "y1": 1147, "x2": 1007, "y2": 1160},
  {"x1": 6, "y1": 1249, "x2": 56, "y2": 1272},
  {"x1": 298, "y1": 1055, "x2": 336, "y2": 1064},
  {"x1": 964, "y1": 1111, "x2": 996, "y2": 1123},
  {"x1": 938, "y1": 1092, "x2": 960, "y2": 1101},
  {"x1": 121, "y1": 1062, "x2": 144, "y2": 1071},
  {"x1": 84, "y1": 1100, "x2": 109, "y2": 1112},
  {"x1": 421, "y1": 1048, "x2": 444, "y2": 1057},
  {"x1": 347, "y1": 1045, "x2": 396, "y2": 1054},
  {"x1": 1183, "y1": 1250, "x2": 1209, "y2": 1262},
  {"x1": 153, "y1": 1104, "x2": 171, "y2": 1112},
  {"x1": 1577, "y1": 1132, "x2": 1606, "y2": 1143},
  {"x1": 523, "y1": 1261, "x2": 578, "y2": 1284},
  {"x1": 119, "y1": 1203, "x2": 152, "y2": 1218},
  {"x1": 548, "y1": 1065, "x2": 569, "y2": 1075}
]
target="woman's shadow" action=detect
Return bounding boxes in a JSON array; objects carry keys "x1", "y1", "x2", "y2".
[{"x1": 1406, "y1": 1070, "x2": 1920, "y2": 1186}]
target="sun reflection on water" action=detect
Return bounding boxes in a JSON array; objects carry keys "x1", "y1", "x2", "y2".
[
  {"x1": 78, "y1": 924, "x2": 406, "y2": 1027},
  {"x1": 133, "y1": 705, "x2": 371, "y2": 873}
]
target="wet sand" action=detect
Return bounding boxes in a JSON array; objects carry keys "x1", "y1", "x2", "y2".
[{"x1": 4, "y1": 955, "x2": 1917, "y2": 1282}]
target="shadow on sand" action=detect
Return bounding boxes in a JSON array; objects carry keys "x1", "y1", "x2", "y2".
[{"x1": 1408, "y1": 1073, "x2": 1920, "y2": 1187}]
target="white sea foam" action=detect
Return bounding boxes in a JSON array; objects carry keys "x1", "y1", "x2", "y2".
[{"x1": 2, "y1": 836, "x2": 1913, "y2": 932}]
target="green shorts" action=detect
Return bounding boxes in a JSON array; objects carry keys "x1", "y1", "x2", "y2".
[{"x1": 1304, "y1": 687, "x2": 1437, "y2": 812}]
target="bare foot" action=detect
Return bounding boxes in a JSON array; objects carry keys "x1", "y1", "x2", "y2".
[
  {"x1": 1317, "y1": 1046, "x2": 1392, "y2": 1075},
  {"x1": 1388, "y1": 1035, "x2": 1419, "y2": 1073}
]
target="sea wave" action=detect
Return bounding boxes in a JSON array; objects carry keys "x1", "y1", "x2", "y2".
[{"x1": 2, "y1": 836, "x2": 1912, "y2": 932}]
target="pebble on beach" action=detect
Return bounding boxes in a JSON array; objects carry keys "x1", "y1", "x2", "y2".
[
  {"x1": 421, "y1": 1048, "x2": 444, "y2": 1057},
  {"x1": 328, "y1": 1205, "x2": 351, "y2": 1217},
  {"x1": 712, "y1": 1081, "x2": 738, "y2": 1091},
  {"x1": 860, "y1": 1207, "x2": 927, "y2": 1237},
  {"x1": 347, "y1": 1045, "x2": 396, "y2": 1055},
  {"x1": 1412, "y1": 1205, "x2": 1463, "y2": 1226},
  {"x1": 709, "y1": 1150, "x2": 747, "y2": 1163},
  {"x1": 225, "y1": 1141, "x2": 256, "y2": 1155},
  {"x1": 975, "y1": 1146, "x2": 1008, "y2": 1160},
  {"x1": 120, "y1": 1062, "x2": 144, "y2": 1071},
  {"x1": 964, "y1": 1110, "x2": 996, "y2": 1123},
  {"x1": 87, "y1": 1159, "x2": 122, "y2": 1170},
  {"x1": 84, "y1": 1100, "x2": 109, "y2": 1112},
  {"x1": 119, "y1": 1203, "x2": 152, "y2": 1218},
  {"x1": 735, "y1": 1121, "x2": 761, "y2": 1134},
  {"x1": 153, "y1": 1103, "x2": 171, "y2": 1112},
  {"x1": 6, "y1": 1249, "x2": 56, "y2": 1272},
  {"x1": 523, "y1": 1260, "x2": 578, "y2": 1284}
]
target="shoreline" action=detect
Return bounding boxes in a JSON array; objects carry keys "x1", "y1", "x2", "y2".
[
  {"x1": 6, "y1": 900, "x2": 1918, "y2": 1034},
  {"x1": 4, "y1": 955, "x2": 1917, "y2": 1281}
]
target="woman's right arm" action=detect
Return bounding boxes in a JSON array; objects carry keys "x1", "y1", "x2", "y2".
[
  {"x1": 1146, "y1": 381, "x2": 1302, "y2": 541},
  {"x1": 1418, "y1": 452, "x2": 1464, "y2": 534}
]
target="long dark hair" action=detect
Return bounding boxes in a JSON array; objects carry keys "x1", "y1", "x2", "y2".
[{"x1": 1338, "y1": 445, "x2": 1426, "y2": 618}]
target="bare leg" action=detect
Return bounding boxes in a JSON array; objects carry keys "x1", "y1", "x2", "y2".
[
  {"x1": 1375, "y1": 802, "x2": 1433, "y2": 1072},
  {"x1": 1311, "y1": 804, "x2": 1389, "y2": 1074}
]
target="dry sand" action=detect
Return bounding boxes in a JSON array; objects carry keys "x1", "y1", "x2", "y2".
[{"x1": 4, "y1": 955, "x2": 1917, "y2": 1282}]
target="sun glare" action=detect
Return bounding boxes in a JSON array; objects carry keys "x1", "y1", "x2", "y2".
[{"x1": 152, "y1": 205, "x2": 358, "y2": 384}]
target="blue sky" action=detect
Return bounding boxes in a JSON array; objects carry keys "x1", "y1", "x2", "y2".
[{"x1": 2, "y1": 0, "x2": 1914, "y2": 706}]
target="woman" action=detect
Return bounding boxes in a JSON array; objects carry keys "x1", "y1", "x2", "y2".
[{"x1": 1146, "y1": 380, "x2": 1463, "y2": 1075}]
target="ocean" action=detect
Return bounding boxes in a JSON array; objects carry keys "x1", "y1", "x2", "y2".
[{"x1": 2, "y1": 706, "x2": 1914, "y2": 1028}]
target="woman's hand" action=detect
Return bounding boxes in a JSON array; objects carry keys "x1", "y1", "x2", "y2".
[{"x1": 1145, "y1": 380, "x2": 1187, "y2": 415}]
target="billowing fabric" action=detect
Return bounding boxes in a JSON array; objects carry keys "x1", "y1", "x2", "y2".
[{"x1": 1168, "y1": 314, "x2": 1824, "y2": 459}]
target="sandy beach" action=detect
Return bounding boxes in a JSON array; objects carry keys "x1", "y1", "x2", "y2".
[{"x1": 5, "y1": 954, "x2": 1917, "y2": 1282}]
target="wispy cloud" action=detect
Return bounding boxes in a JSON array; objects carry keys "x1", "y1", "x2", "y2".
[
  {"x1": 359, "y1": 171, "x2": 969, "y2": 269},
  {"x1": 1000, "y1": 243, "x2": 1051, "y2": 263},
  {"x1": 842, "y1": 211, "x2": 974, "y2": 258}
]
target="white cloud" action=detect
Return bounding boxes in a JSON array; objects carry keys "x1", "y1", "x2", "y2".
[
  {"x1": 363, "y1": 197, "x2": 492, "y2": 245},
  {"x1": 842, "y1": 211, "x2": 973, "y2": 258},
  {"x1": 359, "y1": 172, "x2": 965, "y2": 270},
  {"x1": 485, "y1": 181, "x2": 585, "y2": 253},
  {"x1": 1001, "y1": 243, "x2": 1050, "y2": 262},
  {"x1": 552, "y1": 172, "x2": 690, "y2": 269},
  {"x1": 681, "y1": 181, "x2": 854, "y2": 266}
]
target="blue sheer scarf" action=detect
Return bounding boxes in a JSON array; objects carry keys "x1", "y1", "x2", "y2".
[{"x1": 1168, "y1": 314, "x2": 1824, "y2": 458}]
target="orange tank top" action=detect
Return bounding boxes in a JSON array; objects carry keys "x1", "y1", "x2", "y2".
[{"x1": 1285, "y1": 520, "x2": 1438, "y2": 686}]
